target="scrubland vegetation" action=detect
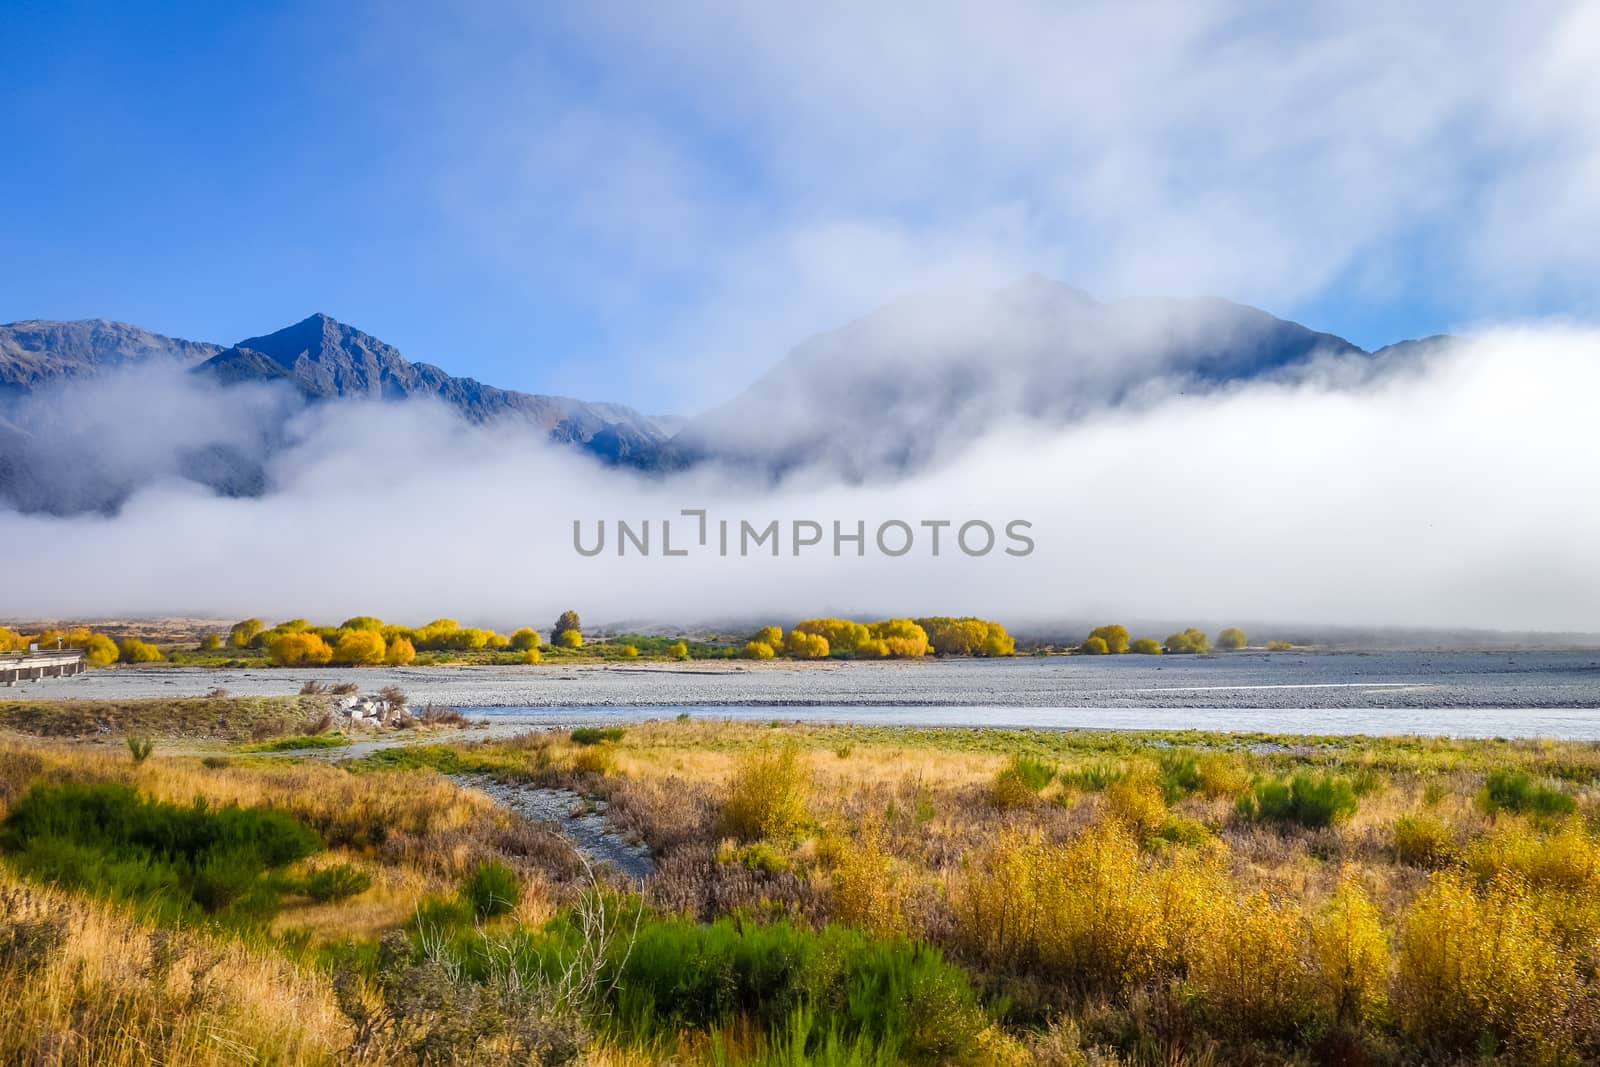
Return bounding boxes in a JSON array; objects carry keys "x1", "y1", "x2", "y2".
[
  {"x1": 7, "y1": 713, "x2": 1600, "y2": 1064},
  {"x1": 5, "y1": 610, "x2": 1030, "y2": 670}
]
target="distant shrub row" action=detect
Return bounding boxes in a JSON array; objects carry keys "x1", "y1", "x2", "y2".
[{"x1": 742, "y1": 616, "x2": 1014, "y2": 660}]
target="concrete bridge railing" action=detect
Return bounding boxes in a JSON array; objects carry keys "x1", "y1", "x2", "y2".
[{"x1": 0, "y1": 649, "x2": 88, "y2": 685}]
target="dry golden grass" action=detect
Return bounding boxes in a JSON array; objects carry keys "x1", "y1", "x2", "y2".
[{"x1": 0, "y1": 871, "x2": 353, "y2": 1066}]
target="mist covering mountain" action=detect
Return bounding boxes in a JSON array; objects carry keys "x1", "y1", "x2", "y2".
[
  {"x1": 668, "y1": 276, "x2": 1443, "y2": 477},
  {"x1": 0, "y1": 280, "x2": 1446, "y2": 515}
]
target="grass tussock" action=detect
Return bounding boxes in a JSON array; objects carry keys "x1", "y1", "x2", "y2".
[{"x1": 7, "y1": 718, "x2": 1600, "y2": 1063}]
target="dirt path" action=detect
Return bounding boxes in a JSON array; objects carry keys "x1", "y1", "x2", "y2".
[{"x1": 449, "y1": 774, "x2": 654, "y2": 881}]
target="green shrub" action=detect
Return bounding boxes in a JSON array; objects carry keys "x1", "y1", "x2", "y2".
[
  {"x1": 1059, "y1": 762, "x2": 1124, "y2": 793},
  {"x1": 238, "y1": 733, "x2": 349, "y2": 753},
  {"x1": 1129, "y1": 638, "x2": 1163, "y2": 655},
  {"x1": 609, "y1": 916, "x2": 985, "y2": 1063},
  {"x1": 1480, "y1": 769, "x2": 1576, "y2": 818},
  {"x1": 1007, "y1": 754, "x2": 1055, "y2": 791},
  {"x1": 302, "y1": 862, "x2": 373, "y2": 903},
  {"x1": 463, "y1": 859, "x2": 520, "y2": 918},
  {"x1": 126, "y1": 735, "x2": 155, "y2": 764},
  {"x1": 0, "y1": 782, "x2": 321, "y2": 924},
  {"x1": 571, "y1": 726, "x2": 626, "y2": 746},
  {"x1": 1237, "y1": 773, "x2": 1358, "y2": 828}
]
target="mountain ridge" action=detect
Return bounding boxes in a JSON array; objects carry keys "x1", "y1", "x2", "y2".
[{"x1": 0, "y1": 281, "x2": 1452, "y2": 513}]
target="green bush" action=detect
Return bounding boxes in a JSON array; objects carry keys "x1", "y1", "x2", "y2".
[
  {"x1": 1480, "y1": 769, "x2": 1576, "y2": 818},
  {"x1": 463, "y1": 859, "x2": 521, "y2": 918},
  {"x1": 0, "y1": 782, "x2": 321, "y2": 923},
  {"x1": 1007, "y1": 754, "x2": 1055, "y2": 792},
  {"x1": 1129, "y1": 638, "x2": 1163, "y2": 655},
  {"x1": 570, "y1": 726, "x2": 626, "y2": 746},
  {"x1": 126, "y1": 735, "x2": 155, "y2": 764},
  {"x1": 302, "y1": 862, "x2": 373, "y2": 903},
  {"x1": 1059, "y1": 762, "x2": 1124, "y2": 792},
  {"x1": 1237, "y1": 773, "x2": 1358, "y2": 828},
  {"x1": 610, "y1": 917, "x2": 985, "y2": 1064}
]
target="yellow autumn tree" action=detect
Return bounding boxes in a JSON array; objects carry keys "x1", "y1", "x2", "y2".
[
  {"x1": 915, "y1": 616, "x2": 1011, "y2": 656},
  {"x1": 785, "y1": 631, "x2": 831, "y2": 659},
  {"x1": 1088, "y1": 624, "x2": 1129, "y2": 654},
  {"x1": 385, "y1": 636, "x2": 416, "y2": 666},
  {"x1": 509, "y1": 628, "x2": 541, "y2": 651},
  {"x1": 866, "y1": 618, "x2": 930, "y2": 657},
  {"x1": 745, "y1": 640, "x2": 776, "y2": 660},
  {"x1": 83, "y1": 633, "x2": 120, "y2": 666},
  {"x1": 793, "y1": 618, "x2": 869, "y2": 654},
  {"x1": 117, "y1": 638, "x2": 163, "y2": 664},
  {"x1": 334, "y1": 629, "x2": 386, "y2": 666},
  {"x1": 267, "y1": 632, "x2": 332, "y2": 666},
  {"x1": 228, "y1": 618, "x2": 264, "y2": 647}
]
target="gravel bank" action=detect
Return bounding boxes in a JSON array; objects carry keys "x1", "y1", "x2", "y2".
[{"x1": 7, "y1": 652, "x2": 1600, "y2": 710}]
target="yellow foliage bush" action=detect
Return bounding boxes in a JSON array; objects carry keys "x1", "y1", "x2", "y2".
[
  {"x1": 744, "y1": 640, "x2": 776, "y2": 660},
  {"x1": 1104, "y1": 773, "x2": 1168, "y2": 835},
  {"x1": 384, "y1": 636, "x2": 416, "y2": 666},
  {"x1": 915, "y1": 616, "x2": 1012, "y2": 656},
  {"x1": 520, "y1": 647, "x2": 542, "y2": 665},
  {"x1": 509, "y1": 627, "x2": 541, "y2": 651},
  {"x1": 784, "y1": 631, "x2": 830, "y2": 659},
  {"x1": 720, "y1": 741, "x2": 810, "y2": 841},
  {"x1": 267, "y1": 632, "x2": 332, "y2": 666},
  {"x1": 332, "y1": 629, "x2": 386, "y2": 666},
  {"x1": 572, "y1": 743, "x2": 618, "y2": 776},
  {"x1": 83, "y1": 633, "x2": 120, "y2": 666},
  {"x1": 117, "y1": 638, "x2": 163, "y2": 664},
  {"x1": 1087, "y1": 624, "x2": 1129, "y2": 654},
  {"x1": 1466, "y1": 817, "x2": 1600, "y2": 892},
  {"x1": 1079, "y1": 636, "x2": 1109, "y2": 655},
  {"x1": 555, "y1": 628, "x2": 583, "y2": 649},
  {"x1": 227, "y1": 618, "x2": 264, "y2": 648},
  {"x1": 793, "y1": 618, "x2": 869, "y2": 653},
  {"x1": 831, "y1": 830, "x2": 908, "y2": 937},
  {"x1": 1194, "y1": 753, "x2": 1249, "y2": 798},
  {"x1": 854, "y1": 638, "x2": 890, "y2": 659},
  {"x1": 1309, "y1": 870, "x2": 1389, "y2": 1027},
  {"x1": 866, "y1": 618, "x2": 930, "y2": 657},
  {"x1": 668, "y1": 640, "x2": 689, "y2": 660},
  {"x1": 951, "y1": 822, "x2": 1222, "y2": 992},
  {"x1": 1188, "y1": 890, "x2": 1311, "y2": 1034},
  {"x1": 1393, "y1": 871, "x2": 1577, "y2": 1060},
  {"x1": 1393, "y1": 812, "x2": 1458, "y2": 868},
  {"x1": 0, "y1": 626, "x2": 19, "y2": 652},
  {"x1": 751, "y1": 626, "x2": 783, "y2": 646}
]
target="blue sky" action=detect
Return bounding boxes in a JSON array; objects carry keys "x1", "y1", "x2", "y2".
[{"x1": 4, "y1": 1, "x2": 1597, "y2": 413}]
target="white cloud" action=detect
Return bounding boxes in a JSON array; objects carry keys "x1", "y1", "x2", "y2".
[
  {"x1": 401, "y1": 1, "x2": 1600, "y2": 409},
  {"x1": 4, "y1": 325, "x2": 1597, "y2": 632}
]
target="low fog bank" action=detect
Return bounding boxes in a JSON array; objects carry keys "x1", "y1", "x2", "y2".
[{"x1": 2, "y1": 325, "x2": 1597, "y2": 635}]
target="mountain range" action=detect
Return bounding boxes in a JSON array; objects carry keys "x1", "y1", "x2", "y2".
[{"x1": 0, "y1": 278, "x2": 1449, "y2": 514}]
